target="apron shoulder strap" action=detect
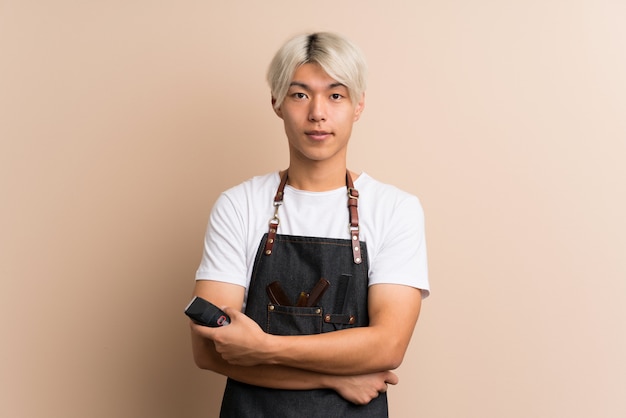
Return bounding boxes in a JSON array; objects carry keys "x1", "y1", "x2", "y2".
[{"x1": 264, "y1": 170, "x2": 363, "y2": 264}]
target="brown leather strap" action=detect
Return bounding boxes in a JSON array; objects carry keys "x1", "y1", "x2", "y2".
[
  {"x1": 265, "y1": 170, "x2": 362, "y2": 264},
  {"x1": 324, "y1": 313, "x2": 356, "y2": 325},
  {"x1": 346, "y1": 172, "x2": 362, "y2": 264},
  {"x1": 263, "y1": 171, "x2": 289, "y2": 256},
  {"x1": 274, "y1": 170, "x2": 289, "y2": 204}
]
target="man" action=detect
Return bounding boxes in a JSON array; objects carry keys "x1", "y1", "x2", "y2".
[{"x1": 190, "y1": 32, "x2": 429, "y2": 417}]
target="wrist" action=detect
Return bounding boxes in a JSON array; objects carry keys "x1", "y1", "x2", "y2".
[
  {"x1": 318, "y1": 373, "x2": 340, "y2": 391},
  {"x1": 261, "y1": 333, "x2": 282, "y2": 366}
]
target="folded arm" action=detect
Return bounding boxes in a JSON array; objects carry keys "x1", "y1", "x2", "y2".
[
  {"x1": 189, "y1": 280, "x2": 397, "y2": 404},
  {"x1": 192, "y1": 280, "x2": 422, "y2": 376}
]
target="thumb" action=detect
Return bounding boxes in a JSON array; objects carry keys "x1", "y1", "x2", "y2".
[{"x1": 221, "y1": 306, "x2": 241, "y2": 319}]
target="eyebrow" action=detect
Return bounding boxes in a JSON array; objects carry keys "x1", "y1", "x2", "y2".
[{"x1": 289, "y1": 81, "x2": 347, "y2": 90}]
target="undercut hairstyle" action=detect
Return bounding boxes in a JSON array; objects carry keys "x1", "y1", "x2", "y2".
[{"x1": 267, "y1": 32, "x2": 368, "y2": 109}]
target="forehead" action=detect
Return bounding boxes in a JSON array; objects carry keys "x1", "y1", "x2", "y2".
[{"x1": 289, "y1": 63, "x2": 346, "y2": 90}]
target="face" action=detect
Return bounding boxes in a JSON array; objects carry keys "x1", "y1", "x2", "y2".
[{"x1": 274, "y1": 63, "x2": 365, "y2": 168}]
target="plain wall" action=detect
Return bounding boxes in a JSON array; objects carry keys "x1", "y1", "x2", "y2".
[{"x1": 1, "y1": 1, "x2": 625, "y2": 417}]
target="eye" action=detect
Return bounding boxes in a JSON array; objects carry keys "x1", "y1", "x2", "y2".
[
  {"x1": 330, "y1": 93, "x2": 343, "y2": 100},
  {"x1": 292, "y1": 92, "x2": 308, "y2": 99}
]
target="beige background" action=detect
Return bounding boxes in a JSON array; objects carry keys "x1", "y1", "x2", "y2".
[{"x1": 1, "y1": 1, "x2": 625, "y2": 417}]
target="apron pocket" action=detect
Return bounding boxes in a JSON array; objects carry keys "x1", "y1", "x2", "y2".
[{"x1": 266, "y1": 304, "x2": 323, "y2": 335}]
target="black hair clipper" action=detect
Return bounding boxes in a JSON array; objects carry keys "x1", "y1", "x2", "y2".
[{"x1": 184, "y1": 296, "x2": 230, "y2": 327}]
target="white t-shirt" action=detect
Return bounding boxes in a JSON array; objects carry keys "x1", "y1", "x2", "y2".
[{"x1": 196, "y1": 172, "x2": 429, "y2": 300}]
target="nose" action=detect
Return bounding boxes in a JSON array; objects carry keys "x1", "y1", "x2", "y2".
[{"x1": 308, "y1": 97, "x2": 326, "y2": 122}]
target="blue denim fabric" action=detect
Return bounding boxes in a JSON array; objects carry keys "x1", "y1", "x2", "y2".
[{"x1": 219, "y1": 233, "x2": 388, "y2": 417}]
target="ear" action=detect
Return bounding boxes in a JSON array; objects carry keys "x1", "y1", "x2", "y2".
[
  {"x1": 353, "y1": 93, "x2": 365, "y2": 122},
  {"x1": 271, "y1": 96, "x2": 283, "y2": 119}
]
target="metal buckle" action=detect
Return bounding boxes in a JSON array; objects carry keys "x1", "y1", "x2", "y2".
[{"x1": 269, "y1": 201, "x2": 282, "y2": 226}]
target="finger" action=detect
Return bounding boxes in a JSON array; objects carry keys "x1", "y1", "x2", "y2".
[{"x1": 385, "y1": 371, "x2": 399, "y2": 385}]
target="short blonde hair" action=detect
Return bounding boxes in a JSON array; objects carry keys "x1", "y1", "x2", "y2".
[{"x1": 267, "y1": 32, "x2": 368, "y2": 109}]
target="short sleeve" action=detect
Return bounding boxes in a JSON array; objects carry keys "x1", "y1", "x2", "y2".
[
  {"x1": 195, "y1": 193, "x2": 248, "y2": 288},
  {"x1": 368, "y1": 194, "x2": 430, "y2": 297}
]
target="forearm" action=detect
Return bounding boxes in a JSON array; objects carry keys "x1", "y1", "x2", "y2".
[
  {"x1": 192, "y1": 330, "x2": 335, "y2": 390},
  {"x1": 264, "y1": 324, "x2": 403, "y2": 375},
  {"x1": 192, "y1": 331, "x2": 396, "y2": 405}
]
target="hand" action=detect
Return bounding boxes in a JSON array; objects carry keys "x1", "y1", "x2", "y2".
[
  {"x1": 332, "y1": 371, "x2": 399, "y2": 405},
  {"x1": 190, "y1": 307, "x2": 270, "y2": 366}
]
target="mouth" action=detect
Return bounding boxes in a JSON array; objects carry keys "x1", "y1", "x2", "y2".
[{"x1": 305, "y1": 130, "x2": 332, "y2": 141}]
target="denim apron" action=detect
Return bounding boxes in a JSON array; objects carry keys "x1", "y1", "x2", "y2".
[{"x1": 219, "y1": 171, "x2": 388, "y2": 417}]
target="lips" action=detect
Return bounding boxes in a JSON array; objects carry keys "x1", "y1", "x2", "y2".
[{"x1": 306, "y1": 130, "x2": 332, "y2": 141}]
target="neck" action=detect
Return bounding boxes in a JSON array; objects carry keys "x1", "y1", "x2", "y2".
[{"x1": 284, "y1": 163, "x2": 351, "y2": 192}]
